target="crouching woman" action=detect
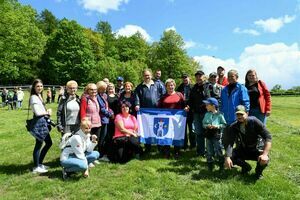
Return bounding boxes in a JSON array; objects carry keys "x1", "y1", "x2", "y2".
[
  {"x1": 110, "y1": 101, "x2": 143, "y2": 163},
  {"x1": 60, "y1": 119, "x2": 100, "y2": 179}
]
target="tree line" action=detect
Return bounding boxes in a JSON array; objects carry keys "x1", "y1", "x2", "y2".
[{"x1": 0, "y1": 0, "x2": 200, "y2": 86}]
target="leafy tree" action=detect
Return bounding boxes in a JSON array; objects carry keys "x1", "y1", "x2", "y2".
[
  {"x1": 39, "y1": 19, "x2": 95, "y2": 85},
  {"x1": 95, "y1": 21, "x2": 118, "y2": 59},
  {"x1": 84, "y1": 28, "x2": 105, "y2": 62},
  {"x1": 36, "y1": 9, "x2": 59, "y2": 36},
  {"x1": 147, "y1": 30, "x2": 198, "y2": 82},
  {"x1": 0, "y1": 0, "x2": 46, "y2": 84}
]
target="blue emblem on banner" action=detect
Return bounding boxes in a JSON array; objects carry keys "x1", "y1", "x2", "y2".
[{"x1": 153, "y1": 118, "x2": 169, "y2": 137}]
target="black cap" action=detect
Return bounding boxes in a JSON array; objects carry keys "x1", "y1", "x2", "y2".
[
  {"x1": 194, "y1": 70, "x2": 205, "y2": 76},
  {"x1": 217, "y1": 66, "x2": 224, "y2": 70}
]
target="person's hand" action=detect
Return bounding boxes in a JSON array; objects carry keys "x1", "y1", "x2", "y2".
[
  {"x1": 258, "y1": 154, "x2": 269, "y2": 165},
  {"x1": 224, "y1": 157, "x2": 233, "y2": 169},
  {"x1": 266, "y1": 111, "x2": 271, "y2": 117},
  {"x1": 184, "y1": 106, "x2": 189, "y2": 112},
  {"x1": 91, "y1": 135, "x2": 97, "y2": 143},
  {"x1": 135, "y1": 105, "x2": 140, "y2": 111}
]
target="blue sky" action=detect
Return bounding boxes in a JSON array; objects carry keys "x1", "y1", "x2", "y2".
[{"x1": 19, "y1": 0, "x2": 300, "y2": 89}]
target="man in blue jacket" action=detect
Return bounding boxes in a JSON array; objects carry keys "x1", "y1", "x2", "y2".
[{"x1": 220, "y1": 69, "x2": 250, "y2": 148}]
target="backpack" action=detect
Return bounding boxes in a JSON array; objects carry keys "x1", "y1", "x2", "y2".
[{"x1": 59, "y1": 132, "x2": 75, "y2": 150}]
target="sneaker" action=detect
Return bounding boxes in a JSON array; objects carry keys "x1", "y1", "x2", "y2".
[
  {"x1": 39, "y1": 164, "x2": 49, "y2": 170},
  {"x1": 32, "y1": 166, "x2": 48, "y2": 174},
  {"x1": 88, "y1": 163, "x2": 95, "y2": 168},
  {"x1": 98, "y1": 155, "x2": 110, "y2": 162},
  {"x1": 93, "y1": 160, "x2": 100, "y2": 165},
  {"x1": 241, "y1": 162, "x2": 252, "y2": 174}
]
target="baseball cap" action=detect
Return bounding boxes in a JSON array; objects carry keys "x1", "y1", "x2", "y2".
[
  {"x1": 209, "y1": 72, "x2": 217, "y2": 78},
  {"x1": 117, "y1": 76, "x2": 124, "y2": 81},
  {"x1": 235, "y1": 105, "x2": 247, "y2": 115},
  {"x1": 217, "y1": 66, "x2": 225, "y2": 70},
  {"x1": 203, "y1": 97, "x2": 219, "y2": 107},
  {"x1": 194, "y1": 70, "x2": 205, "y2": 76}
]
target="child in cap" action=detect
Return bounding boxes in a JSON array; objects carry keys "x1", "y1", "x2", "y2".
[{"x1": 202, "y1": 97, "x2": 227, "y2": 171}]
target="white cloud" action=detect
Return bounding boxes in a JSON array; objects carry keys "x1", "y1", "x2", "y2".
[
  {"x1": 78, "y1": 0, "x2": 129, "y2": 14},
  {"x1": 233, "y1": 27, "x2": 260, "y2": 36},
  {"x1": 254, "y1": 15, "x2": 296, "y2": 33},
  {"x1": 184, "y1": 40, "x2": 197, "y2": 49},
  {"x1": 193, "y1": 43, "x2": 300, "y2": 89},
  {"x1": 165, "y1": 26, "x2": 176, "y2": 32},
  {"x1": 115, "y1": 25, "x2": 151, "y2": 42}
]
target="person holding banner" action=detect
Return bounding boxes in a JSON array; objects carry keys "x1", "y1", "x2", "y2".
[
  {"x1": 135, "y1": 69, "x2": 166, "y2": 153},
  {"x1": 159, "y1": 79, "x2": 187, "y2": 159}
]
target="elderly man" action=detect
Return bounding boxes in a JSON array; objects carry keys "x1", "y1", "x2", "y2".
[
  {"x1": 135, "y1": 69, "x2": 166, "y2": 153},
  {"x1": 224, "y1": 105, "x2": 272, "y2": 179}
]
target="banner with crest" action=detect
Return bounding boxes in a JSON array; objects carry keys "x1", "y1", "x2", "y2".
[{"x1": 137, "y1": 108, "x2": 186, "y2": 146}]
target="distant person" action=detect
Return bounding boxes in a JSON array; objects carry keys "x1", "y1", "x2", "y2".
[
  {"x1": 1, "y1": 88, "x2": 8, "y2": 107},
  {"x1": 224, "y1": 105, "x2": 272, "y2": 179},
  {"x1": 57, "y1": 86, "x2": 65, "y2": 103},
  {"x1": 57, "y1": 80, "x2": 81, "y2": 136},
  {"x1": 12, "y1": 88, "x2": 18, "y2": 109},
  {"x1": 103, "y1": 78, "x2": 109, "y2": 85},
  {"x1": 202, "y1": 97, "x2": 226, "y2": 171},
  {"x1": 177, "y1": 73, "x2": 195, "y2": 150},
  {"x1": 46, "y1": 88, "x2": 51, "y2": 104},
  {"x1": 154, "y1": 69, "x2": 166, "y2": 95},
  {"x1": 51, "y1": 86, "x2": 56, "y2": 103},
  {"x1": 111, "y1": 101, "x2": 143, "y2": 163},
  {"x1": 205, "y1": 72, "x2": 222, "y2": 102},
  {"x1": 187, "y1": 70, "x2": 208, "y2": 157},
  {"x1": 116, "y1": 76, "x2": 124, "y2": 96},
  {"x1": 245, "y1": 69, "x2": 271, "y2": 124},
  {"x1": 217, "y1": 66, "x2": 228, "y2": 87},
  {"x1": 29, "y1": 79, "x2": 53, "y2": 173},
  {"x1": 135, "y1": 69, "x2": 166, "y2": 153},
  {"x1": 17, "y1": 87, "x2": 24, "y2": 109},
  {"x1": 7, "y1": 90, "x2": 14, "y2": 110},
  {"x1": 60, "y1": 119, "x2": 100, "y2": 180}
]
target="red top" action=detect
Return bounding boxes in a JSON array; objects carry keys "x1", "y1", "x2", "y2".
[
  {"x1": 217, "y1": 76, "x2": 229, "y2": 86},
  {"x1": 80, "y1": 94, "x2": 101, "y2": 128},
  {"x1": 158, "y1": 92, "x2": 185, "y2": 109},
  {"x1": 257, "y1": 80, "x2": 272, "y2": 114},
  {"x1": 114, "y1": 114, "x2": 138, "y2": 139}
]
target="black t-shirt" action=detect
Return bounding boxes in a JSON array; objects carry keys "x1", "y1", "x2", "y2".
[{"x1": 247, "y1": 83, "x2": 260, "y2": 109}]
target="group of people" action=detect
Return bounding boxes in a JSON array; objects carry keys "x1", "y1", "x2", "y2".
[
  {"x1": 27, "y1": 66, "x2": 272, "y2": 180},
  {"x1": 1, "y1": 87, "x2": 24, "y2": 110}
]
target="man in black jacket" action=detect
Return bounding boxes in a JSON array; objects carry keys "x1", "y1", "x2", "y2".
[{"x1": 224, "y1": 105, "x2": 272, "y2": 179}]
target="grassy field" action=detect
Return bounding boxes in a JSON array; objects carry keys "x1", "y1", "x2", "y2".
[{"x1": 0, "y1": 95, "x2": 299, "y2": 200}]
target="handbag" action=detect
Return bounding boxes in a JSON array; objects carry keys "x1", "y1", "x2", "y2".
[{"x1": 26, "y1": 119, "x2": 34, "y2": 132}]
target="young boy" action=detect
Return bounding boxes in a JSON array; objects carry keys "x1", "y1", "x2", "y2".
[{"x1": 202, "y1": 97, "x2": 226, "y2": 171}]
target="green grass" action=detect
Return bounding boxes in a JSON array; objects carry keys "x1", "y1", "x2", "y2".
[{"x1": 0, "y1": 95, "x2": 299, "y2": 199}]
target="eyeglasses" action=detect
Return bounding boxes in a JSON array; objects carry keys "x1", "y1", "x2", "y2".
[{"x1": 89, "y1": 89, "x2": 97, "y2": 91}]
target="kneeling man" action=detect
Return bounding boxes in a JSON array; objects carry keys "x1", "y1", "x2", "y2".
[{"x1": 224, "y1": 105, "x2": 272, "y2": 179}]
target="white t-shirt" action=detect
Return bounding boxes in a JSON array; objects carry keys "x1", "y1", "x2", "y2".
[{"x1": 30, "y1": 95, "x2": 46, "y2": 116}]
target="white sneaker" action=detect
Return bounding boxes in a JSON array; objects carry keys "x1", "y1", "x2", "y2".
[
  {"x1": 93, "y1": 160, "x2": 100, "y2": 165},
  {"x1": 32, "y1": 166, "x2": 48, "y2": 174},
  {"x1": 88, "y1": 163, "x2": 95, "y2": 168},
  {"x1": 39, "y1": 164, "x2": 49, "y2": 170},
  {"x1": 98, "y1": 155, "x2": 110, "y2": 162}
]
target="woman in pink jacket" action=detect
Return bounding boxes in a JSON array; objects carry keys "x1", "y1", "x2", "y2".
[{"x1": 245, "y1": 69, "x2": 272, "y2": 124}]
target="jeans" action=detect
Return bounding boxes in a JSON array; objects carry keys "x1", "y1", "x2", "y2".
[
  {"x1": 206, "y1": 138, "x2": 223, "y2": 164},
  {"x1": 184, "y1": 112, "x2": 196, "y2": 149},
  {"x1": 98, "y1": 124, "x2": 108, "y2": 155},
  {"x1": 61, "y1": 151, "x2": 100, "y2": 172},
  {"x1": 33, "y1": 134, "x2": 52, "y2": 167},
  {"x1": 249, "y1": 108, "x2": 266, "y2": 124},
  {"x1": 17, "y1": 100, "x2": 23, "y2": 109},
  {"x1": 193, "y1": 113, "x2": 205, "y2": 156}
]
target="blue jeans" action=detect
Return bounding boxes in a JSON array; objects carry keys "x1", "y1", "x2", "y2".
[
  {"x1": 249, "y1": 108, "x2": 266, "y2": 124},
  {"x1": 206, "y1": 138, "x2": 223, "y2": 164},
  {"x1": 61, "y1": 151, "x2": 100, "y2": 172},
  {"x1": 193, "y1": 113, "x2": 205, "y2": 156}
]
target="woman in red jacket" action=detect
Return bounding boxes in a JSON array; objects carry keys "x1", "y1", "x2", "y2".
[{"x1": 245, "y1": 69, "x2": 271, "y2": 124}]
